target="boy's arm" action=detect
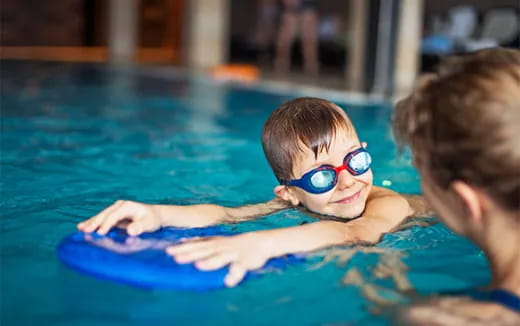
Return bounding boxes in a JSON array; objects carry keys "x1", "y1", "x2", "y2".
[
  {"x1": 167, "y1": 186, "x2": 411, "y2": 286},
  {"x1": 78, "y1": 198, "x2": 291, "y2": 235},
  {"x1": 259, "y1": 190, "x2": 437, "y2": 257},
  {"x1": 157, "y1": 198, "x2": 292, "y2": 226},
  {"x1": 265, "y1": 186, "x2": 412, "y2": 254}
]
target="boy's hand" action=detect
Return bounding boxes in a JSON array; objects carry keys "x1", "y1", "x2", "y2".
[
  {"x1": 166, "y1": 232, "x2": 272, "y2": 287},
  {"x1": 77, "y1": 200, "x2": 162, "y2": 236},
  {"x1": 77, "y1": 198, "x2": 290, "y2": 236}
]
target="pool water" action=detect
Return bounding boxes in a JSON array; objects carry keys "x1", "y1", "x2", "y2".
[{"x1": 1, "y1": 61, "x2": 490, "y2": 326}]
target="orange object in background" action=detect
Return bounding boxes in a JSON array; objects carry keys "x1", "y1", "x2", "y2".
[{"x1": 210, "y1": 64, "x2": 260, "y2": 84}]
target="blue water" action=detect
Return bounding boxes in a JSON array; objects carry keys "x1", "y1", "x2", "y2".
[{"x1": 1, "y1": 61, "x2": 490, "y2": 326}]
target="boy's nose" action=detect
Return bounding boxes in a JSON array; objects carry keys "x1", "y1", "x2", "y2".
[{"x1": 336, "y1": 170, "x2": 356, "y2": 190}]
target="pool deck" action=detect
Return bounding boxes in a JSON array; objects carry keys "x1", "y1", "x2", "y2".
[{"x1": 134, "y1": 63, "x2": 388, "y2": 106}]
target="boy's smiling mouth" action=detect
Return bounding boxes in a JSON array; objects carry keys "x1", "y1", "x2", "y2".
[{"x1": 333, "y1": 189, "x2": 362, "y2": 204}]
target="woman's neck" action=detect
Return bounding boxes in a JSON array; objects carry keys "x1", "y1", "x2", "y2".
[{"x1": 479, "y1": 210, "x2": 520, "y2": 294}]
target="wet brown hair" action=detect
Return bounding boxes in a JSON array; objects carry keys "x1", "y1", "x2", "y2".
[
  {"x1": 393, "y1": 48, "x2": 520, "y2": 210},
  {"x1": 262, "y1": 97, "x2": 354, "y2": 181}
]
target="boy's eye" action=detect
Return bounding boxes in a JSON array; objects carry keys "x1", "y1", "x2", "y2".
[
  {"x1": 310, "y1": 170, "x2": 335, "y2": 188},
  {"x1": 350, "y1": 152, "x2": 370, "y2": 169}
]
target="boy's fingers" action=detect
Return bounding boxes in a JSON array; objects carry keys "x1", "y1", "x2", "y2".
[
  {"x1": 166, "y1": 239, "x2": 212, "y2": 255},
  {"x1": 79, "y1": 201, "x2": 124, "y2": 232},
  {"x1": 171, "y1": 247, "x2": 216, "y2": 263},
  {"x1": 224, "y1": 264, "x2": 247, "y2": 287},
  {"x1": 127, "y1": 219, "x2": 158, "y2": 236},
  {"x1": 195, "y1": 251, "x2": 236, "y2": 271},
  {"x1": 97, "y1": 202, "x2": 135, "y2": 235},
  {"x1": 115, "y1": 219, "x2": 132, "y2": 228},
  {"x1": 126, "y1": 221, "x2": 145, "y2": 236},
  {"x1": 78, "y1": 214, "x2": 105, "y2": 232}
]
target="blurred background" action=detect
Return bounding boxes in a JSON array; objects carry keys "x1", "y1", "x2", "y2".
[{"x1": 1, "y1": 0, "x2": 519, "y2": 97}]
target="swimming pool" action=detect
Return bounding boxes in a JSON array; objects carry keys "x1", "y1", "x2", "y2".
[{"x1": 1, "y1": 61, "x2": 490, "y2": 325}]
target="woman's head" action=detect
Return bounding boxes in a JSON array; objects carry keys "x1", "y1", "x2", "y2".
[{"x1": 393, "y1": 48, "x2": 520, "y2": 231}]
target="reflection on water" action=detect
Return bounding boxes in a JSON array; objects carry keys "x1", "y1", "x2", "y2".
[{"x1": 84, "y1": 232, "x2": 173, "y2": 253}]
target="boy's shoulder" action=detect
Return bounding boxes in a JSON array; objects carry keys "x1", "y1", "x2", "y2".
[
  {"x1": 369, "y1": 187, "x2": 434, "y2": 217},
  {"x1": 366, "y1": 186, "x2": 413, "y2": 219},
  {"x1": 369, "y1": 185, "x2": 401, "y2": 198}
]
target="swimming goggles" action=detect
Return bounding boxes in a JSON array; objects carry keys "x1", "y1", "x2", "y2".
[{"x1": 280, "y1": 147, "x2": 372, "y2": 194}]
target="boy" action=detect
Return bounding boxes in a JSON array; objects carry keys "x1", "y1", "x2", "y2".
[{"x1": 79, "y1": 97, "x2": 416, "y2": 287}]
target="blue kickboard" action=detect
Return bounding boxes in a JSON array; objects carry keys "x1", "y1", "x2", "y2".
[{"x1": 57, "y1": 226, "x2": 302, "y2": 291}]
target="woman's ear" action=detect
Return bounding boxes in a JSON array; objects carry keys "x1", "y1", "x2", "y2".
[
  {"x1": 362, "y1": 141, "x2": 367, "y2": 148},
  {"x1": 274, "y1": 185, "x2": 300, "y2": 206},
  {"x1": 451, "y1": 181, "x2": 482, "y2": 222}
]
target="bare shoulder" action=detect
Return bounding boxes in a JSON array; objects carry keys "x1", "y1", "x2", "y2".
[
  {"x1": 369, "y1": 187, "x2": 435, "y2": 217},
  {"x1": 368, "y1": 186, "x2": 409, "y2": 207},
  {"x1": 365, "y1": 186, "x2": 412, "y2": 218},
  {"x1": 400, "y1": 296, "x2": 520, "y2": 326},
  {"x1": 400, "y1": 194, "x2": 436, "y2": 217},
  {"x1": 369, "y1": 185, "x2": 400, "y2": 198}
]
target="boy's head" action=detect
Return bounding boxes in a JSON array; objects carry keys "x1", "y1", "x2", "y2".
[
  {"x1": 393, "y1": 48, "x2": 520, "y2": 233},
  {"x1": 262, "y1": 97, "x2": 374, "y2": 218}
]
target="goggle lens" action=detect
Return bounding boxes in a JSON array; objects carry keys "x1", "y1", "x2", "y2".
[
  {"x1": 348, "y1": 151, "x2": 372, "y2": 174},
  {"x1": 309, "y1": 169, "x2": 336, "y2": 189}
]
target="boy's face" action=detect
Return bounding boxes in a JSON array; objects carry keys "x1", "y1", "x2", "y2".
[{"x1": 277, "y1": 129, "x2": 373, "y2": 219}]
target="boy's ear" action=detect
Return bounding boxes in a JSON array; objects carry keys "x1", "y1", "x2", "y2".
[
  {"x1": 274, "y1": 185, "x2": 300, "y2": 206},
  {"x1": 362, "y1": 142, "x2": 367, "y2": 148},
  {"x1": 451, "y1": 181, "x2": 482, "y2": 222}
]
